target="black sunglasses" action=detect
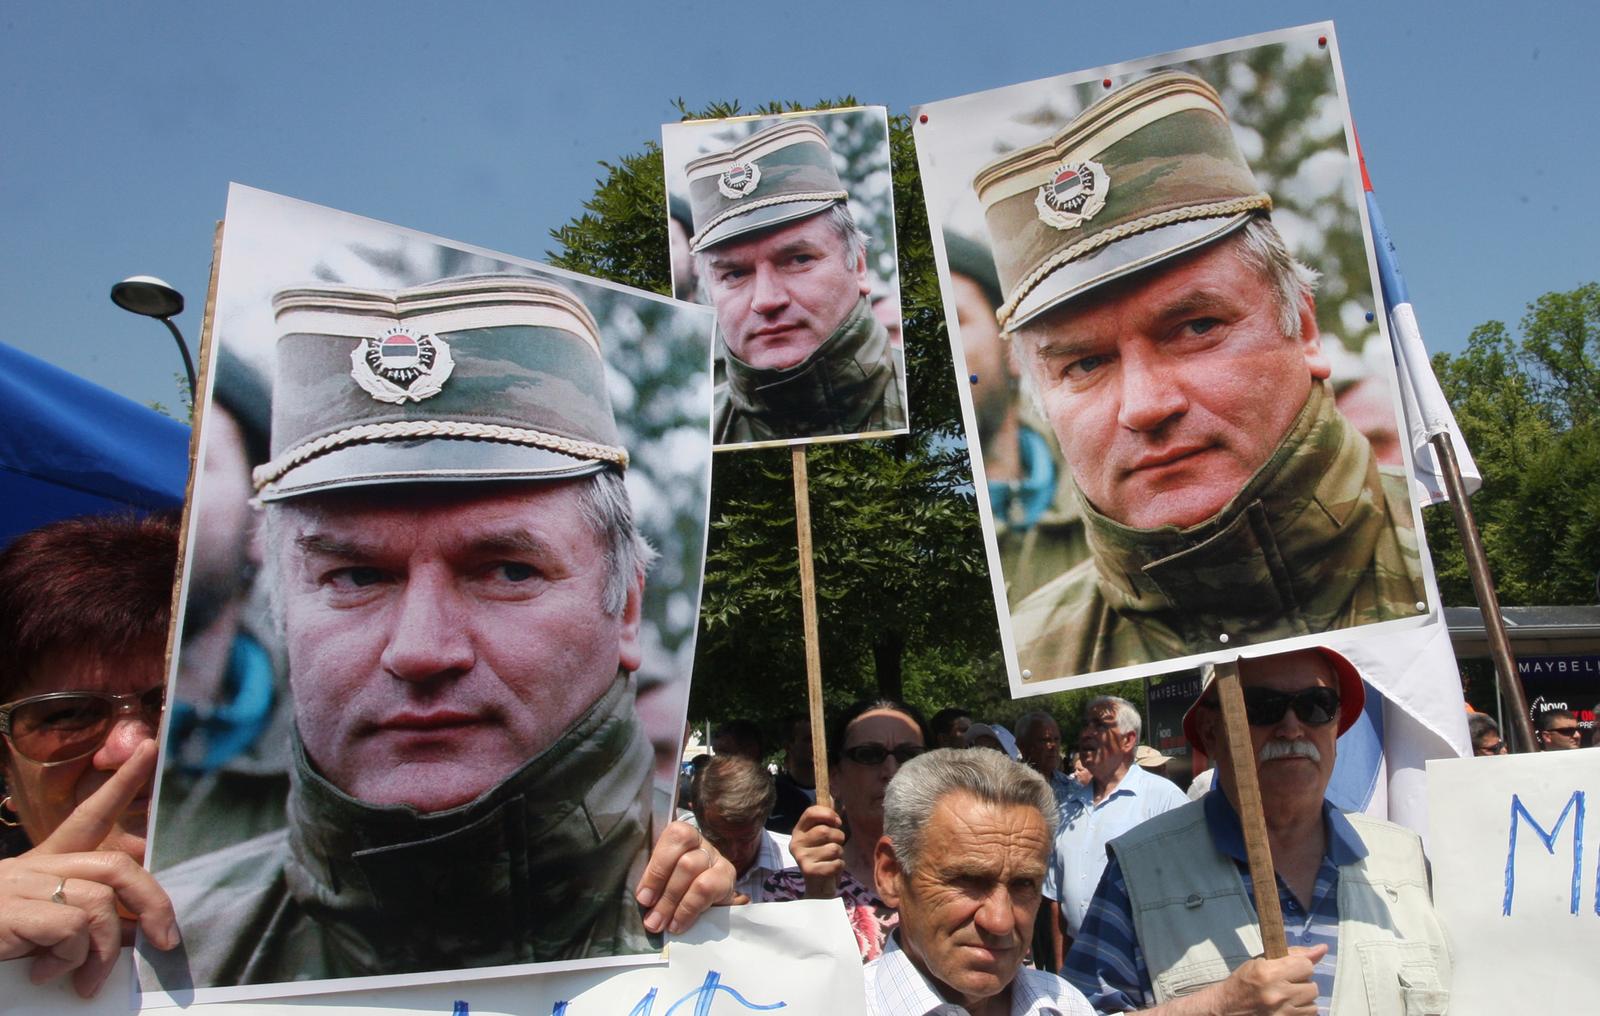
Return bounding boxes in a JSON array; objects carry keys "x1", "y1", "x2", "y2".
[
  {"x1": 841, "y1": 743, "x2": 926, "y2": 766},
  {"x1": 1241, "y1": 686, "x2": 1340, "y2": 728},
  {"x1": 0, "y1": 686, "x2": 166, "y2": 766}
]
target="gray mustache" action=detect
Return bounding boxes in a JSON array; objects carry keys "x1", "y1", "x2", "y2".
[{"x1": 1258, "y1": 738, "x2": 1321, "y2": 763}]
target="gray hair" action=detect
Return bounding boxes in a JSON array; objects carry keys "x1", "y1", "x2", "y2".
[
  {"x1": 1232, "y1": 217, "x2": 1321, "y2": 342},
  {"x1": 1013, "y1": 216, "x2": 1319, "y2": 416},
  {"x1": 694, "y1": 201, "x2": 870, "y2": 301},
  {"x1": 1087, "y1": 695, "x2": 1142, "y2": 740},
  {"x1": 883, "y1": 747, "x2": 1058, "y2": 875},
  {"x1": 261, "y1": 469, "x2": 655, "y2": 631},
  {"x1": 691, "y1": 754, "x2": 777, "y2": 826},
  {"x1": 577, "y1": 468, "x2": 659, "y2": 615},
  {"x1": 1015, "y1": 709, "x2": 1059, "y2": 742}
]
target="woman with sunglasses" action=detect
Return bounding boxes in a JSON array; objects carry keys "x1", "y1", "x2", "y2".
[
  {"x1": 761, "y1": 698, "x2": 931, "y2": 961},
  {"x1": 0, "y1": 513, "x2": 183, "y2": 997}
]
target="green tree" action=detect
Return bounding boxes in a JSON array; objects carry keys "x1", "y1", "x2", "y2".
[{"x1": 1426, "y1": 283, "x2": 1600, "y2": 607}]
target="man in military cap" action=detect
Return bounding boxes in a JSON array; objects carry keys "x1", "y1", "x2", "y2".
[
  {"x1": 972, "y1": 71, "x2": 1426, "y2": 681},
  {"x1": 144, "y1": 275, "x2": 731, "y2": 990},
  {"x1": 687, "y1": 118, "x2": 906, "y2": 444}
]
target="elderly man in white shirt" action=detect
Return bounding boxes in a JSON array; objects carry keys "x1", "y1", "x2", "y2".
[{"x1": 864, "y1": 748, "x2": 1095, "y2": 1016}]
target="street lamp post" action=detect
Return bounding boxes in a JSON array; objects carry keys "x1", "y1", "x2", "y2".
[{"x1": 110, "y1": 275, "x2": 196, "y2": 402}]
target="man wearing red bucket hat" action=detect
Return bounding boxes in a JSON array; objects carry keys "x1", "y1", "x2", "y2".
[{"x1": 1062, "y1": 646, "x2": 1452, "y2": 1014}]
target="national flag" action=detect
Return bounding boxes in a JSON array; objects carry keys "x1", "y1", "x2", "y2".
[{"x1": 1356, "y1": 132, "x2": 1482, "y2": 508}]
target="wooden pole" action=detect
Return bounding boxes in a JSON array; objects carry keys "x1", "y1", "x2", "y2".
[
  {"x1": 1429, "y1": 433, "x2": 1535, "y2": 752},
  {"x1": 792, "y1": 447, "x2": 837, "y2": 900},
  {"x1": 1212, "y1": 658, "x2": 1288, "y2": 959}
]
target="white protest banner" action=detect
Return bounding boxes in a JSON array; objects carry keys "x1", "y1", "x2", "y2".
[
  {"x1": 1, "y1": 900, "x2": 865, "y2": 1016},
  {"x1": 1428, "y1": 751, "x2": 1600, "y2": 1013}
]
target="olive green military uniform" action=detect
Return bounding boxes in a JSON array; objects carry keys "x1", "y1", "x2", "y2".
[
  {"x1": 142, "y1": 676, "x2": 656, "y2": 988},
  {"x1": 713, "y1": 296, "x2": 905, "y2": 444},
  {"x1": 1012, "y1": 382, "x2": 1424, "y2": 681}
]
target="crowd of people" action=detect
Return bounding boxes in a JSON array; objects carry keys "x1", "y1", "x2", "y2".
[
  {"x1": 682, "y1": 643, "x2": 1469, "y2": 1014},
  {"x1": 0, "y1": 509, "x2": 1595, "y2": 1012}
]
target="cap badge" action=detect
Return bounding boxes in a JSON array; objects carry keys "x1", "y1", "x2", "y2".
[
  {"x1": 1036, "y1": 160, "x2": 1109, "y2": 230},
  {"x1": 349, "y1": 326, "x2": 455, "y2": 404},
  {"x1": 718, "y1": 161, "x2": 761, "y2": 199}
]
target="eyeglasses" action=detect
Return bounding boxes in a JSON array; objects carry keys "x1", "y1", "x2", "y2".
[
  {"x1": 1240, "y1": 686, "x2": 1340, "y2": 728},
  {"x1": 841, "y1": 743, "x2": 926, "y2": 767},
  {"x1": 0, "y1": 686, "x2": 166, "y2": 766},
  {"x1": 1474, "y1": 740, "x2": 1507, "y2": 756},
  {"x1": 1542, "y1": 726, "x2": 1581, "y2": 738}
]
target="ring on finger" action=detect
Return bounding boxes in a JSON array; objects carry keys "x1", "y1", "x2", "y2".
[{"x1": 51, "y1": 877, "x2": 68, "y2": 905}]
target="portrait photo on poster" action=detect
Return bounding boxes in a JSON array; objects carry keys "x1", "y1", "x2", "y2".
[
  {"x1": 662, "y1": 105, "x2": 910, "y2": 450},
  {"x1": 912, "y1": 23, "x2": 1438, "y2": 695},
  {"x1": 137, "y1": 184, "x2": 714, "y2": 1005}
]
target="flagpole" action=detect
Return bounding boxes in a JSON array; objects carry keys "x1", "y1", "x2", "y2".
[{"x1": 1355, "y1": 132, "x2": 1536, "y2": 753}]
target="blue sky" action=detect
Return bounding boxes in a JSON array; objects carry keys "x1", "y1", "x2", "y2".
[{"x1": 4, "y1": 1, "x2": 1595, "y2": 409}]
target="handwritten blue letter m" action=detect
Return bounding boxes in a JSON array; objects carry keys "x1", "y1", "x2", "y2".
[{"x1": 1503, "y1": 791, "x2": 1585, "y2": 916}]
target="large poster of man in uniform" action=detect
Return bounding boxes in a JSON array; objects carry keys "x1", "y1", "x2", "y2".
[
  {"x1": 138, "y1": 185, "x2": 714, "y2": 1003},
  {"x1": 912, "y1": 24, "x2": 1438, "y2": 694},
  {"x1": 662, "y1": 106, "x2": 910, "y2": 450}
]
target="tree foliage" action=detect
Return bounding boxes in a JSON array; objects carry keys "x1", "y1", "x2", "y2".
[{"x1": 1426, "y1": 283, "x2": 1600, "y2": 606}]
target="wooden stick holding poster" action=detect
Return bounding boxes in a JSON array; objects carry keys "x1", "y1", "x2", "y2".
[
  {"x1": 1211, "y1": 658, "x2": 1289, "y2": 959},
  {"x1": 661, "y1": 106, "x2": 907, "y2": 905},
  {"x1": 792, "y1": 446, "x2": 837, "y2": 900}
]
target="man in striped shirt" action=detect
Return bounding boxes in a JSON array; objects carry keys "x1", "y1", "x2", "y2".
[{"x1": 1062, "y1": 647, "x2": 1451, "y2": 1015}]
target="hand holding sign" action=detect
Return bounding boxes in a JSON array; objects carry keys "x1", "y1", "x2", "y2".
[
  {"x1": 1181, "y1": 944, "x2": 1327, "y2": 1016},
  {"x1": 790, "y1": 804, "x2": 846, "y2": 899},
  {"x1": 635, "y1": 820, "x2": 738, "y2": 935},
  {"x1": 0, "y1": 739, "x2": 177, "y2": 998}
]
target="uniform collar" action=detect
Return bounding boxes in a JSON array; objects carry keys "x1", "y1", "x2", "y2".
[
  {"x1": 283, "y1": 673, "x2": 656, "y2": 970},
  {"x1": 1078, "y1": 382, "x2": 1392, "y2": 639},
  {"x1": 720, "y1": 296, "x2": 894, "y2": 433}
]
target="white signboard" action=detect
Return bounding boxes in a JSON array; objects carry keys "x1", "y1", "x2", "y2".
[
  {"x1": 1428, "y1": 750, "x2": 1600, "y2": 1013},
  {"x1": 1, "y1": 901, "x2": 865, "y2": 1016}
]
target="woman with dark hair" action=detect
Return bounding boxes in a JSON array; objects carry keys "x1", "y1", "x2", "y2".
[
  {"x1": 761, "y1": 698, "x2": 931, "y2": 961},
  {"x1": 0, "y1": 512, "x2": 184, "y2": 996}
]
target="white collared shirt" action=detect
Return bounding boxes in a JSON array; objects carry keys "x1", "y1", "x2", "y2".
[
  {"x1": 734, "y1": 828, "x2": 794, "y2": 902},
  {"x1": 864, "y1": 933, "x2": 1094, "y2": 1016}
]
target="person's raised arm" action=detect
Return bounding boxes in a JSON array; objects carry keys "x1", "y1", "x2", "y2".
[
  {"x1": 788, "y1": 804, "x2": 845, "y2": 899},
  {"x1": 0, "y1": 740, "x2": 178, "y2": 998}
]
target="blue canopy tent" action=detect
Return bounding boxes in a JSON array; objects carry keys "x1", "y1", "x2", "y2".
[{"x1": 0, "y1": 340, "x2": 190, "y2": 548}]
